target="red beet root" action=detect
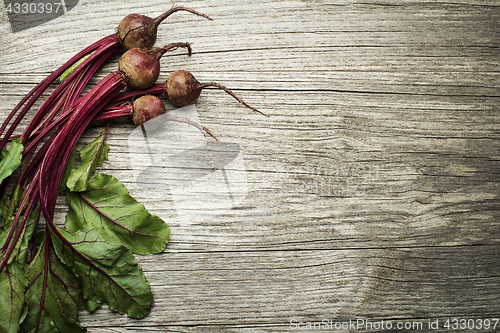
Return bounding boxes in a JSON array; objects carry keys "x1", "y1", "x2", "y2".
[
  {"x1": 165, "y1": 70, "x2": 267, "y2": 116},
  {"x1": 131, "y1": 95, "x2": 166, "y2": 126},
  {"x1": 165, "y1": 70, "x2": 201, "y2": 106},
  {"x1": 119, "y1": 48, "x2": 161, "y2": 90},
  {"x1": 118, "y1": 5, "x2": 212, "y2": 50},
  {"x1": 119, "y1": 43, "x2": 191, "y2": 90},
  {"x1": 92, "y1": 95, "x2": 219, "y2": 141}
]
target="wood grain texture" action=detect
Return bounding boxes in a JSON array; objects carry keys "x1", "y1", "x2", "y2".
[{"x1": 0, "y1": 0, "x2": 499, "y2": 332}]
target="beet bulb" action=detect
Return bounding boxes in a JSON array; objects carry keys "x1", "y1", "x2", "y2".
[
  {"x1": 129, "y1": 95, "x2": 219, "y2": 140},
  {"x1": 165, "y1": 70, "x2": 267, "y2": 116},
  {"x1": 165, "y1": 70, "x2": 201, "y2": 107},
  {"x1": 118, "y1": 6, "x2": 212, "y2": 50},
  {"x1": 119, "y1": 43, "x2": 191, "y2": 90},
  {"x1": 132, "y1": 95, "x2": 166, "y2": 126}
]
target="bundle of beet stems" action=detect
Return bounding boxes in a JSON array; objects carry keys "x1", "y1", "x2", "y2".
[
  {"x1": 0, "y1": 5, "x2": 265, "y2": 333},
  {"x1": 0, "y1": 6, "x2": 207, "y2": 333}
]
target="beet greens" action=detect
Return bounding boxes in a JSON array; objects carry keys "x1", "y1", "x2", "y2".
[{"x1": 0, "y1": 123, "x2": 169, "y2": 333}]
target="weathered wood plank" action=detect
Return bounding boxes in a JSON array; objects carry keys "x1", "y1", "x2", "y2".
[
  {"x1": 47, "y1": 86, "x2": 496, "y2": 251},
  {"x1": 1, "y1": 1, "x2": 499, "y2": 73},
  {"x1": 0, "y1": 0, "x2": 499, "y2": 332},
  {"x1": 2, "y1": 69, "x2": 500, "y2": 97},
  {"x1": 77, "y1": 246, "x2": 500, "y2": 330}
]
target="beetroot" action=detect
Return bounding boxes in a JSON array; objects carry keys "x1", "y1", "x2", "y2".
[
  {"x1": 91, "y1": 95, "x2": 219, "y2": 141},
  {"x1": 165, "y1": 70, "x2": 267, "y2": 116},
  {"x1": 165, "y1": 70, "x2": 201, "y2": 107},
  {"x1": 119, "y1": 48, "x2": 161, "y2": 90},
  {"x1": 119, "y1": 43, "x2": 191, "y2": 90},
  {"x1": 118, "y1": 6, "x2": 212, "y2": 50},
  {"x1": 131, "y1": 95, "x2": 166, "y2": 126}
]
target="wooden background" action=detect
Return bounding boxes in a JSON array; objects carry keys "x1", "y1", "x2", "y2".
[{"x1": 1, "y1": 0, "x2": 499, "y2": 331}]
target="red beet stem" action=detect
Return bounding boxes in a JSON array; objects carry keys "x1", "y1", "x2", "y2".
[
  {"x1": 22, "y1": 72, "x2": 120, "y2": 190},
  {"x1": 20, "y1": 39, "x2": 121, "y2": 145},
  {"x1": 0, "y1": 34, "x2": 120, "y2": 152},
  {"x1": 22, "y1": 70, "x2": 86, "y2": 147},
  {"x1": 20, "y1": 133, "x2": 56, "y2": 187},
  {"x1": 38, "y1": 73, "x2": 124, "y2": 221},
  {"x1": 25, "y1": 81, "x2": 81, "y2": 144},
  {"x1": 92, "y1": 106, "x2": 132, "y2": 123},
  {"x1": 198, "y1": 82, "x2": 268, "y2": 116},
  {"x1": 23, "y1": 49, "x2": 113, "y2": 153},
  {"x1": 22, "y1": 45, "x2": 117, "y2": 158},
  {"x1": 1, "y1": 72, "x2": 123, "y2": 272},
  {"x1": 23, "y1": 110, "x2": 71, "y2": 157},
  {"x1": 106, "y1": 83, "x2": 165, "y2": 107}
]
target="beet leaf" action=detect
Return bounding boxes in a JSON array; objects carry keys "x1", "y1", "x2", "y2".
[
  {"x1": 0, "y1": 193, "x2": 9, "y2": 230},
  {"x1": 66, "y1": 128, "x2": 110, "y2": 192},
  {"x1": 0, "y1": 260, "x2": 26, "y2": 333},
  {"x1": 3, "y1": 208, "x2": 39, "y2": 267},
  {"x1": 20, "y1": 235, "x2": 84, "y2": 333},
  {"x1": 0, "y1": 139, "x2": 23, "y2": 184},
  {"x1": 65, "y1": 173, "x2": 170, "y2": 255},
  {"x1": 50, "y1": 224, "x2": 154, "y2": 318},
  {"x1": 59, "y1": 148, "x2": 76, "y2": 193},
  {"x1": 77, "y1": 294, "x2": 101, "y2": 313},
  {"x1": 0, "y1": 126, "x2": 169, "y2": 331},
  {"x1": 0, "y1": 205, "x2": 40, "y2": 333}
]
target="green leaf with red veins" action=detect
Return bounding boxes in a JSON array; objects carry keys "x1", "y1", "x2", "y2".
[
  {"x1": 51, "y1": 225, "x2": 154, "y2": 318},
  {"x1": 0, "y1": 139, "x2": 23, "y2": 185},
  {"x1": 20, "y1": 237, "x2": 84, "y2": 333},
  {"x1": 0, "y1": 207, "x2": 39, "y2": 267},
  {"x1": 65, "y1": 173, "x2": 170, "y2": 255},
  {"x1": 59, "y1": 147, "x2": 76, "y2": 193},
  {"x1": 0, "y1": 260, "x2": 27, "y2": 333},
  {"x1": 0, "y1": 193, "x2": 10, "y2": 230},
  {"x1": 77, "y1": 294, "x2": 101, "y2": 313},
  {"x1": 66, "y1": 130, "x2": 110, "y2": 192}
]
